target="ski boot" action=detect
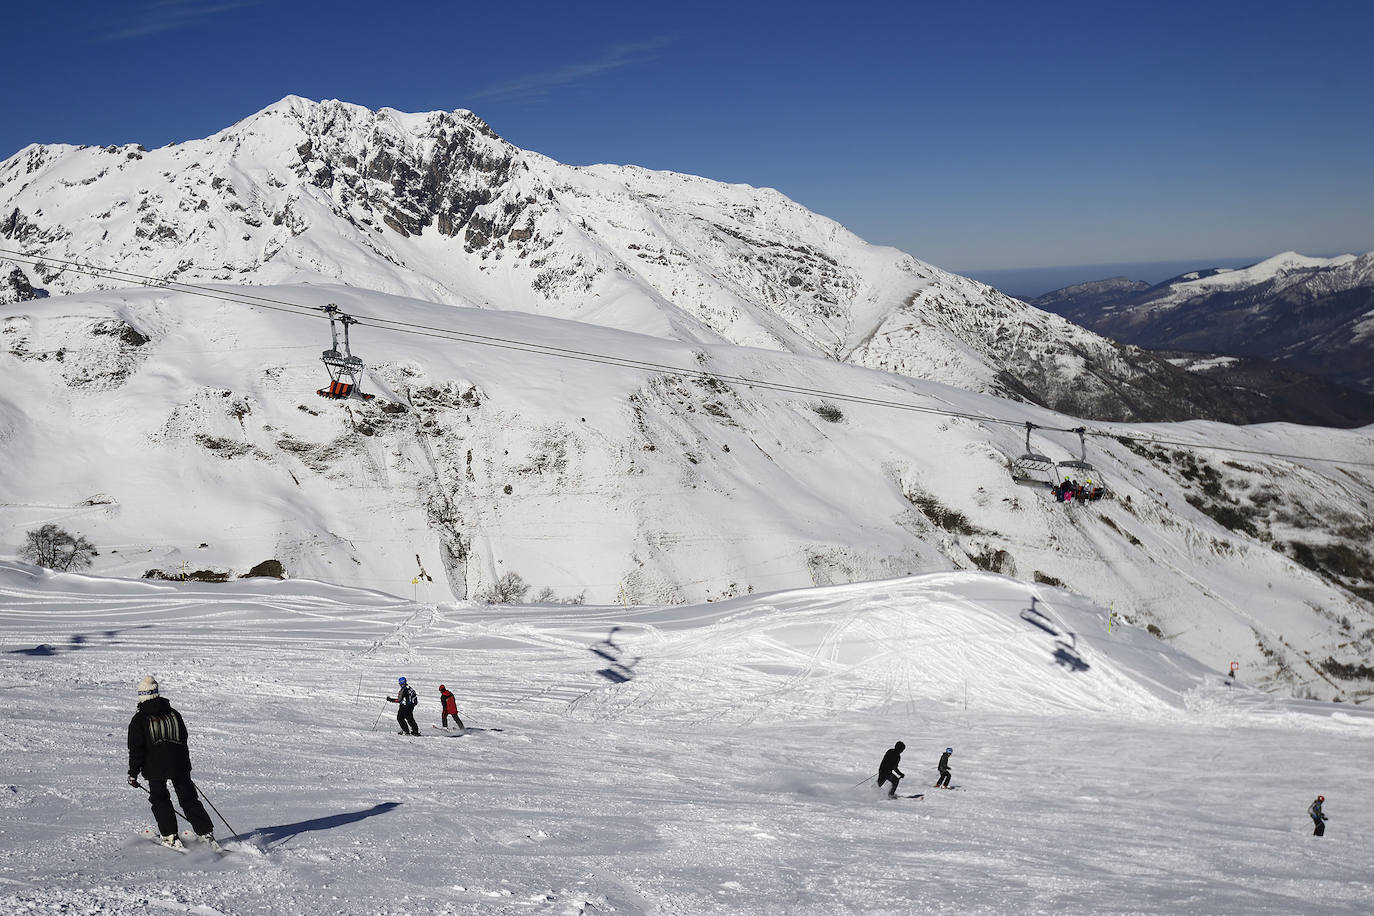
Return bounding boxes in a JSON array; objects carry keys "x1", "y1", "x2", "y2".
[{"x1": 194, "y1": 833, "x2": 223, "y2": 852}]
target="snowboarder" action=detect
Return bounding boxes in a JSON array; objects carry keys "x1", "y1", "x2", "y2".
[
  {"x1": 438, "y1": 684, "x2": 464, "y2": 730},
  {"x1": 388, "y1": 676, "x2": 420, "y2": 736},
  {"x1": 935, "y1": 747, "x2": 953, "y2": 788},
  {"x1": 876, "y1": 741, "x2": 906, "y2": 797},
  {"x1": 126, "y1": 675, "x2": 218, "y2": 850},
  {"x1": 1309, "y1": 795, "x2": 1327, "y2": 836}
]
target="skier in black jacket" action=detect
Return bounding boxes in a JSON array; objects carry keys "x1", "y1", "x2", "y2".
[
  {"x1": 876, "y1": 741, "x2": 906, "y2": 797},
  {"x1": 127, "y1": 675, "x2": 216, "y2": 849},
  {"x1": 935, "y1": 747, "x2": 953, "y2": 788},
  {"x1": 388, "y1": 676, "x2": 420, "y2": 735}
]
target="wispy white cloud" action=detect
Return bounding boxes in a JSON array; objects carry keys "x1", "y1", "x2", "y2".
[
  {"x1": 469, "y1": 38, "x2": 672, "y2": 103},
  {"x1": 99, "y1": 0, "x2": 266, "y2": 42}
]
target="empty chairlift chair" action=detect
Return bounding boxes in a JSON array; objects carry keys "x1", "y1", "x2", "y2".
[
  {"x1": 317, "y1": 304, "x2": 374, "y2": 401},
  {"x1": 1054, "y1": 427, "x2": 1106, "y2": 501},
  {"x1": 1010, "y1": 422, "x2": 1058, "y2": 489}
]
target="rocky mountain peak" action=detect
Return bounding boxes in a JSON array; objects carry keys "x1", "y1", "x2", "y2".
[{"x1": 0, "y1": 97, "x2": 1342, "y2": 424}]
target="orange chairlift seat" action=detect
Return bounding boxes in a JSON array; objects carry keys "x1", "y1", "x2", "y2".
[{"x1": 317, "y1": 304, "x2": 374, "y2": 401}]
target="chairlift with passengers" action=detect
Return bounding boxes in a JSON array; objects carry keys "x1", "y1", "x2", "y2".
[
  {"x1": 1054, "y1": 427, "x2": 1106, "y2": 501},
  {"x1": 317, "y1": 304, "x2": 374, "y2": 401},
  {"x1": 1010, "y1": 422, "x2": 1058, "y2": 487}
]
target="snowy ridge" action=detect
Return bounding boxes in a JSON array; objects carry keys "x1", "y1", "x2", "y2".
[
  {"x1": 1170, "y1": 251, "x2": 1359, "y2": 293},
  {"x1": 1032, "y1": 249, "x2": 1374, "y2": 401},
  {"x1": 0, "y1": 561, "x2": 1212, "y2": 718}
]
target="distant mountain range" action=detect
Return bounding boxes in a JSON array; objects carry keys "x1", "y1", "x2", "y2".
[{"x1": 1029, "y1": 253, "x2": 1374, "y2": 423}]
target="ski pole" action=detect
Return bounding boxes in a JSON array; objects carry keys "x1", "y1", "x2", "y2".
[
  {"x1": 193, "y1": 781, "x2": 239, "y2": 839},
  {"x1": 371, "y1": 698, "x2": 390, "y2": 731},
  {"x1": 854, "y1": 773, "x2": 877, "y2": 788}
]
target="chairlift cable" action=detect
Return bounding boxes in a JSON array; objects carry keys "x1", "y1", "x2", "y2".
[{"x1": 3, "y1": 246, "x2": 1372, "y2": 469}]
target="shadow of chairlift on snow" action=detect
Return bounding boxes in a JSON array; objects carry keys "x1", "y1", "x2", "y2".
[
  {"x1": 248, "y1": 801, "x2": 401, "y2": 849},
  {"x1": 1020, "y1": 596, "x2": 1090, "y2": 673},
  {"x1": 1019, "y1": 597, "x2": 1061, "y2": 637},
  {"x1": 8, "y1": 627, "x2": 152, "y2": 656},
  {"x1": 589, "y1": 626, "x2": 641, "y2": 683},
  {"x1": 1052, "y1": 640, "x2": 1090, "y2": 672}
]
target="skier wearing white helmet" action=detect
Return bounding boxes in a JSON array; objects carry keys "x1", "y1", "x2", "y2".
[{"x1": 126, "y1": 675, "x2": 218, "y2": 849}]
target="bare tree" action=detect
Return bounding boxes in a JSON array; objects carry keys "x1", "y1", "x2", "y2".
[
  {"x1": 476, "y1": 572, "x2": 529, "y2": 604},
  {"x1": 21, "y1": 524, "x2": 98, "y2": 571}
]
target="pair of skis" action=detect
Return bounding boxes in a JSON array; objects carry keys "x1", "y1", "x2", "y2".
[{"x1": 142, "y1": 830, "x2": 228, "y2": 854}]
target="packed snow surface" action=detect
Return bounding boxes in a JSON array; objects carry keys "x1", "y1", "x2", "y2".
[{"x1": 2, "y1": 562, "x2": 1372, "y2": 914}]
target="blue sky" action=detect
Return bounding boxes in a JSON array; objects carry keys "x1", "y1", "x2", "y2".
[{"x1": 5, "y1": 0, "x2": 1372, "y2": 273}]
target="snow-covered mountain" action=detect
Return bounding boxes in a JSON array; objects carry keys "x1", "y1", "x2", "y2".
[
  {"x1": 1032, "y1": 251, "x2": 1374, "y2": 397},
  {"x1": 2, "y1": 98, "x2": 1373, "y2": 704},
  {"x1": 0, "y1": 96, "x2": 1312, "y2": 425},
  {"x1": 2, "y1": 278, "x2": 1373, "y2": 704}
]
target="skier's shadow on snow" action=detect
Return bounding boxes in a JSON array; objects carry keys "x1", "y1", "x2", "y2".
[{"x1": 249, "y1": 801, "x2": 401, "y2": 849}]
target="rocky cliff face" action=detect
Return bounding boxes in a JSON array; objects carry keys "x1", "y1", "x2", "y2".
[{"x1": 0, "y1": 96, "x2": 1321, "y2": 425}]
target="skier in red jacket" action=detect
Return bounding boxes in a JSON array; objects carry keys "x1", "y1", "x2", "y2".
[{"x1": 439, "y1": 684, "x2": 464, "y2": 730}]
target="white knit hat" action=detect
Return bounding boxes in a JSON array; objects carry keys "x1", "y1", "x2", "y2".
[{"x1": 137, "y1": 675, "x2": 159, "y2": 702}]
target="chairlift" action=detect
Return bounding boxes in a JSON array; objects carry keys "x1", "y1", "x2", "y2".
[
  {"x1": 1054, "y1": 427, "x2": 1106, "y2": 501},
  {"x1": 1010, "y1": 422, "x2": 1057, "y2": 488},
  {"x1": 317, "y1": 304, "x2": 374, "y2": 401}
]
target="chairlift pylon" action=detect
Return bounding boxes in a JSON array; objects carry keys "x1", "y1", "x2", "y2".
[{"x1": 317, "y1": 304, "x2": 374, "y2": 401}]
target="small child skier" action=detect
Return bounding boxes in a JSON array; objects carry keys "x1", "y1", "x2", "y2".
[
  {"x1": 1308, "y1": 795, "x2": 1327, "y2": 836},
  {"x1": 935, "y1": 747, "x2": 953, "y2": 788},
  {"x1": 438, "y1": 684, "x2": 464, "y2": 730},
  {"x1": 387, "y1": 676, "x2": 420, "y2": 736}
]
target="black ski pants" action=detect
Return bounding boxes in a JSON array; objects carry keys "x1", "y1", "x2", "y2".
[
  {"x1": 148, "y1": 775, "x2": 213, "y2": 837},
  {"x1": 877, "y1": 772, "x2": 901, "y2": 796},
  {"x1": 1313, "y1": 818, "x2": 1325, "y2": 836},
  {"x1": 935, "y1": 769, "x2": 951, "y2": 788},
  {"x1": 397, "y1": 705, "x2": 420, "y2": 735},
  {"x1": 442, "y1": 711, "x2": 464, "y2": 729}
]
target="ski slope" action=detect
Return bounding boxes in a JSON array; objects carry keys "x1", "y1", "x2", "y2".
[{"x1": 2, "y1": 562, "x2": 1371, "y2": 914}]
